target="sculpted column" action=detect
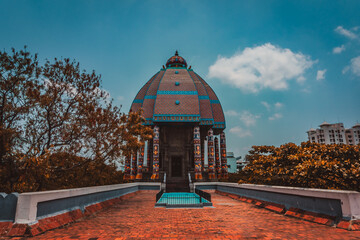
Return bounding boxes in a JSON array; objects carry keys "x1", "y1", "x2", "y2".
[
  {"x1": 136, "y1": 146, "x2": 144, "y2": 179},
  {"x1": 130, "y1": 154, "x2": 137, "y2": 180},
  {"x1": 151, "y1": 126, "x2": 160, "y2": 180},
  {"x1": 124, "y1": 154, "x2": 131, "y2": 180},
  {"x1": 193, "y1": 126, "x2": 202, "y2": 180},
  {"x1": 220, "y1": 132, "x2": 228, "y2": 179},
  {"x1": 207, "y1": 128, "x2": 216, "y2": 179},
  {"x1": 147, "y1": 140, "x2": 152, "y2": 173},
  {"x1": 215, "y1": 136, "x2": 221, "y2": 179},
  {"x1": 201, "y1": 138, "x2": 205, "y2": 173}
]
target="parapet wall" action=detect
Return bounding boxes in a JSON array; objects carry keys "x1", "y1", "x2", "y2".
[
  {"x1": 0, "y1": 182, "x2": 160, "y2": 237},
  {"x1": 195, "y1": 182, "x2": 360, "y2": 221}
]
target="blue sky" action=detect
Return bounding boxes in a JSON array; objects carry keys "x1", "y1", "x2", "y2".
[{"x1": 1, "y1": 0, "x2": 360, "y2": 157}]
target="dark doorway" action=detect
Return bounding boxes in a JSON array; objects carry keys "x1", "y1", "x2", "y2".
[{"x1": 171, "y1": 156, "x2": 182, "y2": 177}]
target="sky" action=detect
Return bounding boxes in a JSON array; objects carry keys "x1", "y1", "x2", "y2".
[{"x1": 1, "y1": 0, "x2": 360, "y2": 157}]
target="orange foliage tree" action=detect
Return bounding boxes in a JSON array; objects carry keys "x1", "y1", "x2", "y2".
[
  {"x1": 237, "y1": 142, "x2": 360, "y2": 191},
  {"x1": 0, "y1": 47, "x2": 152, "y2": 193}
]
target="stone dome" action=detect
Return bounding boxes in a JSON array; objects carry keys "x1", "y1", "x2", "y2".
[{"x1": 130, "y1": 51, "x2": 225, "y2": 131}]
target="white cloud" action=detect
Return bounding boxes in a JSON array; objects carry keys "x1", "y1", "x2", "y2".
[
  {"x1": 274, "y1": 102, "x2": 283, "y2": 109},
  {"x1": 333, "y1": 45, "x2": 346, "y2": 54},
  {"x1": 343, "y1": 56, "x2": 360, "y2": 77},
  {"x1": 350, "y1": 56, "x2": 360, "y2": 76},
  {"x1": 301, "y1": 88, "x2": 311, "y2": 94},
  {"x1": 208, "y1": 43, "x2": 315, "y2": 93},
  {"x1": 296, "y1": 76, "x2": 306, "y2": 84},
  {"x1": 334, "y1": 26, "x2": 357, "y2": 39},
  {"x1": 261, "y1": 101, "x2": 283, "y2": 111},
  {"x1": 316, "y1": 69, "x2": 327, "y2": 81},
  {"x1": 342, "y1": 66, "x2": 350, "y2": 74},
  {"x1": 117, "y1": 95, "x2": 125, "y2": 101},
  {"x1": 225, "y1": 110, "x2": 239, "y2": 116},
  {"x1": 229, "y1": 126, "x2": 252, "y2": 138},
  {"x1": 269, "y1": 113, "x2": 283, "y2": 121},
  {"x1": 239, "y1": 111, "x2": 260, "y2": 127},
  {"x1": 261, "y1": 101, "x2": 271, "y2": 111}
]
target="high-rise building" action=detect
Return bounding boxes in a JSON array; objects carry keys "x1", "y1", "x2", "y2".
[{"x1": 307, "y1": 122, "x2": 360, "y2": 145}]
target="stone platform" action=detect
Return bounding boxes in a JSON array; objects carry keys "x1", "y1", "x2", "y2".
[{"x1": 6, "y1": 191, "x2": 360, "y2": 239}]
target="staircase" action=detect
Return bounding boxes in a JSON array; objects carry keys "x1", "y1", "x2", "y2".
[{"x1": 166, "y1": 178, "x2": 190, "y2": 192}]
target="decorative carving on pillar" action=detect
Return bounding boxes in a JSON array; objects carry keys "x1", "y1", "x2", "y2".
[
  {"x1": 151, "y1": 126, "x2": 160, "y2": 179},
  {"x1": 130, "y1": 154, "x2": 137, "y2": 180},
  {"x1": 193, "y1": 126, "x2": 202, "y2": 180},
  {"x1": 147, "y1": 140, "x2": 152, "y2": 173},
  {"x1": 136, "y1": 146, "x2": 144, "y2": 179},
  {"x1": 124, "y1": 154, "x2": 131, "y2": 180},
  {"x1": 201, "y1": 138, "x2": 205, "y2": 172},
  {"x1": 220, "y1": 132, "x2": 228, "y2": 179},
  {"x1": 207, "y1": 128, "x2": 216, "y2": 179},
  {"x1": 215, "y1": 137, "x2": 221, "y2": 179}
]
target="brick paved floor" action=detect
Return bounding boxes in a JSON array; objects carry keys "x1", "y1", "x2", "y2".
[{"x1": 18, "y1": 191, "x2": 360, "y2": 239}]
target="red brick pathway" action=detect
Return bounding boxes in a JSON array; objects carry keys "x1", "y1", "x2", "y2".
[{"x1": 12, "y1": 191, "x2": 360, "y2": 239}]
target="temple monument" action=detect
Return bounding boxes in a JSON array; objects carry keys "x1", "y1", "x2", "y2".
[{"x1": 125, "y1": 51, "x2": 228, "y2": 188}]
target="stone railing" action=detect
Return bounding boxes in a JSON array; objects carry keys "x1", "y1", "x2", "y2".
[
  {"x1": 0, "y1": 182, "x2": 160, "y2": 237},
  {"x1": 195, "y1": 182, "x2": 360, "y2": 221}
]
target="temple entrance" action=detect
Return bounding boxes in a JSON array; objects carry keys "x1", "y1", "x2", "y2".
[{"x1": 171, "y1": 156, "x2": 182, "y2": 178}]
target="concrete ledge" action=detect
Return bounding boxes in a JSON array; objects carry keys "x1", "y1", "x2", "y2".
[
  {"x1": 195, "y1": 182, "x2": 360, "y2": 220},
  {"x1": 15, "y1": 182, "x2": 160, "y2": 225}
]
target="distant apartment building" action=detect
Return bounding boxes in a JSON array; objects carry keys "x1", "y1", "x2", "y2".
[
  {"x1": 307, "y1": 122, "x2": 360, "y2": 145},
  {"x1": 226, "y1": 152, "x2": 238, "y2": 173}
]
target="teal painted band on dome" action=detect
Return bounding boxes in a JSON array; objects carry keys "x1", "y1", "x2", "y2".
[
  {"x1": 133, "y1": 99, "x2": 143, "y2": 103},
  {"x1": 154, "y1": 114, "x2": 201, "y2": 117},
  {"x1": 198, "y1": 96, "x2": 209, "y2": 100},
  {"x1": 144, "y1": 95, "x2": 156, "y2": 99},
  {"x1": 166, "y1": 66, "x2": 187, "y2": 69},
  {"x1": 157, "y1": 90, "x2": 198, "y2": 95},
  {"x1": 210, "y1": 100, "x2": 220, "y2": 104},
  {"x1": 153, "y1": 114, "x2": 201, "y2": 122}
]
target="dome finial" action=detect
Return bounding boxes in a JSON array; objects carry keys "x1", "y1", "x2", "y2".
[{"x1": 166, "y1": 50, "x2": 187, "y2": 68}]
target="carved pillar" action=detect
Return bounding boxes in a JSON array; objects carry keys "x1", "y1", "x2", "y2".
[
  {"x1": 130, "y1": 154, "x2": 137, "y2": 180},
  {"x1": 220, "y1": 132, "x2": 228, "y2": 179},
  {"x1": 124, "y1": 154, "x2": 131, "y2": 180},
  {"x1": 207, "y1": 128, "x2": 216, "y2": 179},
  {"x1": 201, "y1": 139, "x2": 205, "y2": 172},
  {"x1": 215, "y1": 136, "x2": 221, "y2": 179},
  {"x1": 147, "y1": 140, "x2": 152, "y2": 173},
  {"x1": 136, "y1": 146, "x2": 144, "y2": 179},
  {"x1": 151, "y1": 126, "x2": 160, "y2": 179},
  {"x1": 193, "y1": 126, "x2": 202, "y2": 180}
]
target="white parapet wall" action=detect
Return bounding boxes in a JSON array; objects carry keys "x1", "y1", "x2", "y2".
[
  {"x1": 195, "y1": 182, "x2": 360, "y2": 220},
  {"x1": 15, "y1": 182, "x2": 160, "y2": 225}
]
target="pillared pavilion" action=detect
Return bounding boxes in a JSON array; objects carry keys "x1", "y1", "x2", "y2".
[{"x1": 124, "y1": 51, "x2": 228, "y2": 184}]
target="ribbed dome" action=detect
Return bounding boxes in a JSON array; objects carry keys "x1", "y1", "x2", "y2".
[
  {"x1": 166, "y1": 50, "x2": 187, "y2": 68},
  {"x1": 130, "y1": 52, "x2": 225, "y2": 131}
]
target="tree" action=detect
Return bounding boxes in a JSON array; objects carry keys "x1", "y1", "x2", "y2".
[
  {"x1": 0, "y1": 47, "x2": 41, "y2": 191},
  {"x1": 237, "y1": 142, "x2": 360, "y2": 191},
  {"x1": 0, "y1": 47, "x2": 152, "y2": 193}
]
